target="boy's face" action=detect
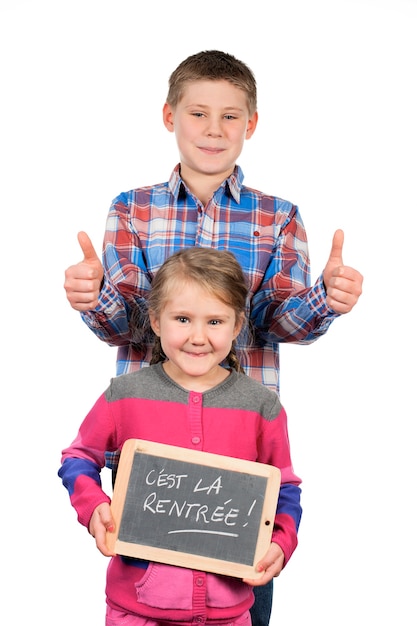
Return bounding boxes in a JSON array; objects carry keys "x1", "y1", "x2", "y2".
[{"x1": 163, "y1": 80, "x2": 258, "y2": 184}]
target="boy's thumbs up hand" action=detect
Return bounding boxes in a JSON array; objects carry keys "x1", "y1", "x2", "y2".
[
  {"x1": 64, "y1": 231, "x2": 104, "y2": 311},
  {"x1": 323, "y1": 229, "x2": 363, "y2": 314}
]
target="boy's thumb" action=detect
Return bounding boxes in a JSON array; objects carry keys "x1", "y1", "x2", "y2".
[{"x1": 77, "y1": 231, "x2": 100, "y2": 264}]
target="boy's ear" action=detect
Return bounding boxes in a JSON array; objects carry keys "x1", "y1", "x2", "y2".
[
  {"x1": 162, "y1": 103, "x2": 175, "y2": 132},
  {"x1": 149, "y1": 313, "x2": 161, "y2": 336},
  {"x1": 245, "y1": 111, "x2": 258, "y2": 139}
]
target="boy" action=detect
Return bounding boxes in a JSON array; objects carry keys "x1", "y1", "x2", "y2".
[{"x1": 64, "y1": 50, "x2": 363, "y2": 626}]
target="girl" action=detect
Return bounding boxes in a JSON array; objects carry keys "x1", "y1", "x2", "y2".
[{"x1": 58, "y1": 247, "x2": 302, "y2": 626}]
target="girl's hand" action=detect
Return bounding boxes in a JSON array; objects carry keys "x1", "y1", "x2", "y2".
[
  {"x1": 88, "y1": 502, "x2": 116, "y2": 557},
  {"x1": 243, "y1": 542, "x2": 284, "y2": 587}
]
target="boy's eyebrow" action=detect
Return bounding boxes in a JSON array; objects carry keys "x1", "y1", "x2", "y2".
[{"x1": 185, "y1": 102, "x2": 246, "y2": 113}]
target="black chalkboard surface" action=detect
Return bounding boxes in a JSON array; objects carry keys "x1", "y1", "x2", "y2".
[{"x1": 107, "y1": 439, "x2": 281, "y2": 578}]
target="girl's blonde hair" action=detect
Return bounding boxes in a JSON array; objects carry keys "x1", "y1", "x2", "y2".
[{"x1": 148, "y1": 247, "x2": 248, "y2": 373}]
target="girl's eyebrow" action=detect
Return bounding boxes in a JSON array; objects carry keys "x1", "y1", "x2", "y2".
[{"x1": 168, "y1": 309, "x2": 233, "y2": 319}]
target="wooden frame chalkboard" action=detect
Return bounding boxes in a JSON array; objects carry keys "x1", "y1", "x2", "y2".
[{"x1": 107, "y1": 439, "x2": 281, "y2": 579}]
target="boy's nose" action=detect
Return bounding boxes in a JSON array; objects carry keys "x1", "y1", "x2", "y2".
[{"x1": 206, "y1": 118, "x2": 222, "y2": 137}]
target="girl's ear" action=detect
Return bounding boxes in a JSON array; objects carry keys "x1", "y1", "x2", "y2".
[
  {"x1": 149, "y1": 313, "x2": 161, "y2": 336},
  {"x1": 233, "y1": 313, "x2": 245, "y2": 339}
]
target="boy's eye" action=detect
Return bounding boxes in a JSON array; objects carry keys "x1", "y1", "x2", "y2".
[
  {"x1": 192, "y1": 112, "x2": 205, "y2": 118},
  {"x1": 224, "y1": 114, "x2": 237, "y2": 120},
  {"x1": 209, "y1": 319, "x2": 221, "y2": 326},
  {"x1": 177, "y1": 316, "x2": 189, "y2": 324}
]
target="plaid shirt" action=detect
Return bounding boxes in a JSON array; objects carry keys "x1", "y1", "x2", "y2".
[{"x1": 82, "y1": 164, "x2": 338, "y2": 392}]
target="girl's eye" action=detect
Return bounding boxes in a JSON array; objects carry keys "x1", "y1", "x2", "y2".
[
  {"x1": 177, "y1": 317, "x2": 189, "y2": 324},
  {"x1": 209, "y1": 319, "x2": 221, "y2": 326}
]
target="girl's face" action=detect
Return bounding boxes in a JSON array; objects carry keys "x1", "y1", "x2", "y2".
[
  {"x1": 150, "y1": 280, "x2": 243, "y2": 391},
  {"x1": 162, "y1": 79, "x2": 258, "y2": 185}
]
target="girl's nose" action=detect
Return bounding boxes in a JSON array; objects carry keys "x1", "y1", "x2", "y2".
[{"x1": 189, "y1": 324, "x2": 206, "y2": 344}]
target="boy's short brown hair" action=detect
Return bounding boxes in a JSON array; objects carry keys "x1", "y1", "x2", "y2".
[{"x1": 166, "y1": 50, "x2": 257, "y2": 115}]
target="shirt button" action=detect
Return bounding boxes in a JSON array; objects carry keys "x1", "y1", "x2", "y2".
[
  {"x1": 195, "y1": 577, "x2": 204, "y2": 586},
  {"x1": 192, "y1": 396, "x2": 200, "y2": 403},
  {"x1": 192, "y1": 437, "x2": 201, "y2": 445}
]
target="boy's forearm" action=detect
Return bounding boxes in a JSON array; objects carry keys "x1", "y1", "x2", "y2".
[
  {"x1": 252, "y1": 275, "x2": 340, "y2": 345},
  {"x1": 80, "y1": 276, "x2": 134, "y2": 346}
]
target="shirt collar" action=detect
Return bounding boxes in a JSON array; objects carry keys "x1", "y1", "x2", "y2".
[{"x1": 168, "y1": 164, "x2": 244, "y2": 204}]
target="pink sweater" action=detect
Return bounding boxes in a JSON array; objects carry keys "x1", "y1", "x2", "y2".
[{"x1": 59, "y1": 363, "x2": 302, "y2": 622}]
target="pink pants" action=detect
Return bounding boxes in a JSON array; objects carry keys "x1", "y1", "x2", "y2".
[{"x1": 105, "y1": 606, "x2": 251, "y2": 626}]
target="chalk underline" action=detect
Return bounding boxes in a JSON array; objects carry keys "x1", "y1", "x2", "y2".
[{"x1": 167, "y1": 529, "x2": 239, "y2": 537}]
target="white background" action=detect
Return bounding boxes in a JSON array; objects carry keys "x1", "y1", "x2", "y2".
[{"x1": 1, "y1": 0, "x2": 416, "y2": 624}]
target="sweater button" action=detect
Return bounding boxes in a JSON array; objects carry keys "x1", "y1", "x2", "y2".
[
  {"x1": 192, "y1": 436, "x2": 201, "y2": 445},
  {"x1": 195, "y1": 576, "x2": 204, "y2": 586}
]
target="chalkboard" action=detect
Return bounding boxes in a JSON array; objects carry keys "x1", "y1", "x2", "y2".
[{"x1": 107, "y1": 439, "x2": 281, "y2": 579}]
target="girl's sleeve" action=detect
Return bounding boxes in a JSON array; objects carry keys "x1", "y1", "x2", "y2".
[
  {"x1": 258, "y1": 401, "x2": 303, "y2": 566},
  {"x1": 58, "y1": 392, "x2": 114, "y2": 528}
]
